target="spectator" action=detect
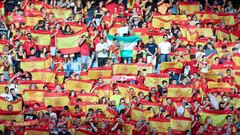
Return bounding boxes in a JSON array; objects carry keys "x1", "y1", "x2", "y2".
[
  {"x1": 0, "y1": 87, "x2": 13, "y2": 102},
  {"x1": 96, "y1": 37, "x2": 109, "y2": 67}
]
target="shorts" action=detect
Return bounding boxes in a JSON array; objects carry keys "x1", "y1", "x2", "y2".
[{"x1": 147, "y1": 56, "x2": 157, "y2": 65}]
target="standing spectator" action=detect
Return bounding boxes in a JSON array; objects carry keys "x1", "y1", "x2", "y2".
[
  {"x1": 146, "y1": 36, "x2": 158, "y2": 72},
  {"x1": 96, "y1": 37, "x2": 109, "y2": 67},
  {"x1": 0, "y1": 87, "x2": 13, "y2": 102}
]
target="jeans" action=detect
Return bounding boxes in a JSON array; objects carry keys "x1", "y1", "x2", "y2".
[
  {"x1": 156, "y1": 54, "x2": 171, "y2": 73},
  {"x1": 112, "y1": 54, "x2": 119, "y2": 64},
  {"x1": 97, "y1": 57, "x2": 108, "y2": 67},
  {"x1": 122, "y1": 57, "x2": 132, "y2": 64},
  {"x1": 3, "y1": 71, "x2": 9, "y2": 80}
]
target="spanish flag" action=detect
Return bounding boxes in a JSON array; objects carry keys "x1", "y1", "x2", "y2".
[
  {"x1": 144, "y1": 73, "x2": 169, "y2": 88},
  {"x1": 18, "y1": 80, "x2": 44, "y2": 94},
  {"x1": 22, "y1": 90, "x2": 45, "y2": 105},
  {"x1": 0, "y1": 97, "x2": 22, "y2": 111},
  {"x1": 167, "y1": 85, "x2": 192, "y2": 100},
  {"x1": 63, "y1": 22, "x2": 84, "y2": 33},
  {"x1": 218, "y1": 13, "x2": 236, "y2": 26},
  {"x1": 131, "y1": 108, "x2": 145, "y2": 121},
  {"x1": 44, "y1": 93, "x2": 69, "y2": 110},
  {"x1": 171, "y1": 15, "x2": 188, "y2": 22},
  {"x1": 201, "y1": 109, "x2": 231, "y2": 126},
  {"x1": 56, "y1": 28, "x2": 87, "y2": 54},
  {"x1": 148, "y1": 118, "x2": 170, "y2": 134},
  {"x1": 31, "y1": 30, "x2": 51, "y2": 50},
  {"x1": 230, "y1": 30, "x2": 240, "y2": 42},
  {"x1": 64, "y1": 79, "x2": 94, "y2": 92},
  {"x1": 20, "y1": 57, "x2": 46, "y2": 71},
  {"x1": 25, "y1": 15, "x2": 43, "y2": 27},
  {"x1": 141, "y1": 34, "x2": 164, "y2": 45},
  {"x1": 152, "y1": 17, "x2": 171, "y2": 29},
  {"x1": 55, "y1": 72, "x2": 65, "y2": 84},
  {"x1": 0, "y1": 82, "x2": 7, "y2": 94},
  {"x1": 77, "y1": 93, "x2": 99, "y2": 103},
  {"x1": 113, "y1": 64, "x2": 138, "y2": 75},
  {"x1": 137, "y1": 64, "x2": 153, "y2": 76},
  {"x1": 133, "y1": 28, "x2": 150, "y2": 36},
  {"x1": 69, "y1": 102, "x2": 87, "y2": 113},
  {"x1": 209, "y1": 65, "x2": 230, "y2": 77},
  {"x1": 25, "y1": 1, "x2": 43, "y2": 11},
  {"x1": 116, "y1": 83, "x2": 130, "y2": 97},
  {"x1": 31, "y1": 69, "x2": 56, "y2": 83},
  {"x1": 170, "y1": 117, "x2": 191, "y2": 131},
  {"x1": 235, "y1": 72, "x2": 240, "y2": 86},
  {"x1": 178, "y1": 2, "x2": 200, "y2": 14},
  {"x1": 207, "y1": 81, "x2": 234, "y2": 93},
  {"x1": 196, "y1": 28, "x2": 213, "y2": 38},
  {"x1": 105, "y1": 107, "x2": 118, "y2": 118},
  {"x1": 140, "y1": 101, "x2": 162, "y2": 114},
  {"x1": 75, "y1": 129, "x2": 95, "y2": 135},
  {"x1": 202, "y1": 71, "x2": 218, "y2": 82},
  {"x1": 94, "y1": 84, "x2": 113, "y2": 98},
  {"x1": 229, "y1": 95, "x2": 240, "y2": 108},
  {"x1": 160, "y1": 62, "x2": 183, "y2": 74},
  {"x1": 79, "y1": 72, "x2": 89, "y2": 80},
  {"x1": 200, "y1": 12, "x2": 220, "y2": 23},
  {"x1": 51, "y1": 8, "x2": 72, "y2": 19},
  {"x1": 88, "y1": 66, "x2": 112, "y2": 80},
  {"x1": 216, "y1": 28, "x2": 230, "y2": 41},
  {"x1": 131, "y1": 84, "x2": 150, "y2": 96},
  {"x1": 24, "y1": 129, "x2": 49, "y2": 135},
  {"x1": 124, "y1": 122, "x2": 135, "y2": 135},
  {"x1": 0, "y1": 111, "x2": 24, "y2": 122}
]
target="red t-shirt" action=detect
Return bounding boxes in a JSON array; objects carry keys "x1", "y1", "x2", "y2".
[
  {"x1": 80, "y1": 42, "x2": 90, "y2": 56},
  {"x1": 23, "y1": 40, "x2": 37, "y2": 55}
]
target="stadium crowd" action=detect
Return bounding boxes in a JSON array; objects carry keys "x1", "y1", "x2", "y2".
[{"x1": 0, "y1": 0, "x2": 239, "y2": 134}]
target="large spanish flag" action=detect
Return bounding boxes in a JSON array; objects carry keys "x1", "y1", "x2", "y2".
[
  {"x1": 22, "y1": 90, "x2": 45, "y2": 105},
  {"x1": 160, "y1": 62, "x2": 183, "y2": 74},
  {"x1": 170, "y1": 117, "x2": 191, "y2": 131},
  {"x1": 113, "y1": 64, "x2": 138, "y2": 75},
  {"x1": 148, "y1": 118, "x2": 170, "y2": 134},
  {"x1": 0, "y1": 97, "x2": 22, "y2": 111},
  {"x1": 31, "y1": 30, "x2": 51, "y2": 49},
  {"x1": 0, "y1": 111, "x2": 24, "y2": 122},
  {"x1": 144, "y1": 73, "x2": 169, "y2": 88},
  {"x1": 131, "y1": 108, "x2": 145, "y2": 121},
  {"x1": 77, "y1": 93, "x2": 99, "y2": 103},
  {"x1": 18, "y1": 80, "x2": 44, "y2": 94},
  {"x1": 56, "y1": 28, "x2": 87, "y2": 54},
  {"x1": 178, "y1": 2, "x2": 200, "y2": 14},
  {"x1": 31, "y1": 69, "x2": 56, "y2": 83},
  {"x1": 201, "y1": 109, "x2": 231, "y2": 126},
  {"x1": 207, "y1": 81, "x2": 234, "y2": 93},
  {"x1": 44, "y1": 93, "x2": 69, "y2": 110},
  {"x1": 87, "y1": 66, "x2": 112, "y2": 80},
  {"x1": 209, "y1": 65, "x2": 230, "y2": 77},
  {"x1": 20, "y1": 57, "x2": 52, "y2": 71},
  {"x1": 25, "y1": 15, "x2": 43, "y2": 27},
  {"x1": 24, "y1": 129, "x2": 49, "y2": 135},
  {"x1": 167, "y1": 85, "x2": 192, "y2": 100},
  {"x1": 94, "y1": 84, "x2": 113, "y2": 98},
  {"x1": 65, "y1": 79, "x2": 93, "y2": 92},
  {"x1": 216, "y1": 28, "x2": 230, "y2": 41}
]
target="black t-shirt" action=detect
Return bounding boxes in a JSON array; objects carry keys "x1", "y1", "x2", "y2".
[{"x1": 146, "y1": 43, "x2": 158, "y2": 56}]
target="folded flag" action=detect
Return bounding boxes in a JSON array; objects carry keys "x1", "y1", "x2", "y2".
[
  {"x1": 31, "y1": 69, "x2": 56, "y2": 83},
  {"x1": 170, "y1": 117, "x2": 191, "y2": 131},
  {"x1": 88, "y1": 66, "x2": 112, "y2": 80},
  {"x1": 56, "y1": 28, "x2": 88, "y2": 54},
  {"x1": 148, "y1": 118, "x2": 170, "y2": 134},
  {"x1": 160, "y1": 62, "x2": 183, "y2": 74},
  {"x1": 22, "y1": 90, "x2": 45, "y2": 105},
  {"x1": 106, "y1": 34, "x2": 140, "y2": 58},
  {"x1": 31, "y1": 30, "x2": 51, "y2": 50},
  {"x1": 201, "y1": 109, "x2": 231, "y2": 126},
  {"x1": 64, "y1": 79, "x2": 93, "y2": 92},
  {"x1": 144, "y1": 73, "x2": 169, "y2": 88},
  {"x1": 113, "y1": 64, "x2": 138, "y2": 75},
  {"x1": 0, "y1": 97, "x2": 22, "y2": 111}
]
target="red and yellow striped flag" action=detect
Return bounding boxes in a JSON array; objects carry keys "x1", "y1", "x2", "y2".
[
  {"x1": 113, "y1": 64, "x2": 138, "y2": 75},
  {"x1": 148, "y1": 118, "x2": 170, "y2": 134},
  {"x1": 0, "y1": 97, "x2": 22, "y2": 111},
  {"x1": 56, "y1": 28, "x2": 87, "y2": 54},
  {"x1": 196, "y1": 28, "x2": 213, "y2": 38},
  {"x1": 20, "y1": 57, "x2": 51, "y2": 71},
  {"x1": 88, "y1": 66, "x2": 112, "y2": 80},
  {"x1": 230, "y1": 31, "x2": 240, "y2": 42},
  {"x1": 167, "y1": 85, "x2": 192, "y2": 99},
  {"x1": 63, "y1": 22, "x2": 84, "y2": 32},
  {"x1": 51, "y1": 8, "x2": 72, "y2": 19},
  {"x1": 218, "y1": 13, "x2": 236, "y2": 26},
  {"x1": 137, "y1": 64, "x2": 153, "y2": 76},
  {"x1": 55, "y1": 72, "x2": 65, "y2": 84},
  {"x1": 64, "y1": 79, "x2": 93, "y2": 92},
  {"x1": 160, "y1": 62, "x2": 183, "y2": 74},
  {"x1": 207, "y1": 81, "x2": 234, "y2": 93},
  {"x1": 144, "y1": 73, "x2": 169, "y2": 88},
  {"x1": 75, "y1": 129, "x2": 95, "y2": 135},
  {"x1": 170, "y1": 117, "x2": 191, "y2": 131},
  {"x1": 216, "y1": 28, "x2": 230, "y2": 41},
  {"x1": 131, "y1": 108, "x2": 145, "y2": 121},
  {"x1": 24, "y1": 129, "x2": 49, "y2": 135},
  {"x1": 202, "y1": 71, "x2": 218, "y2": 82},
  {"x1": 79, "y1": 72, "x2": 89, "y2": 80},
  {"x1": 85, "y1": 104, "x2": 108, "y2": 114},
  {"x1": 140, "y1": 101, "x2": 162, "y2": 114},
  {"x1": 201, "y1": 109, "x2": 231, "y2": 126},
  {"x1": 0, "y1": 111, "x2": 24, "y2": 122},
  {"x1": 31, "y1": 30, "x2": 51, "y2": 50},
  {"x1": 209, "y1": 65, "x2": 230, "y2": 76},
  {"x1": 44, "y1": 93, "x2": 69, "y2": 110},
  {"x1": 77, "y1": 93, "x2": 99, "y2": 103},
  {"x1": 22, "y1": 90, "x2": 45, "y2": 105},
  {"x1": 94, "y1": 84, "x2": 113, "y2": 98},
  {"x1": 25, "y1": 15, "x2": 43, "y2": 27},
  {"x1": 105, "y1": 107, "x2": 118, "y2": 118},
  {"x1": 235, "y1": 72, "x2": 240, "y2": 86},
  {"x1": 200, "y1": 12, "x2": 220, "y2": 23},
  {"x1": 18, "y1": 80, "x2": 44, "y2": 94},
  {"x1": 0, "y1": 82, "x2": 8, "y2": 94},
  {"x1": 131, "y1": 84, "x2": 150, "y2": 96},
  {"x1": 116, "y1": 83, "x2": 130, "y2": 97},
  {"x1": 178, "y1": 2, "x2": 200, "y2": 14},
  {"x1": 31, "y1": 69, "x2": 56, "y2": 83},
  {"x1": 124, "y1": 122, "x2": 135, "y2": 135},
  {"x1": 152, "y1": 17, "x2": 171, "y2": 29}
]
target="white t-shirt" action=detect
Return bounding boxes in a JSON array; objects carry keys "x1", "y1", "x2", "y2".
[
  {"x1": 8, "y1": 83, "x2": 19, "y2": 94},
  {"x1": 158, "y1": 41, "x2": 171, "y2": 54},
  {"x1": 96, "y1": 42, "x2": 109, "y2": 58},
  {"x1": 0, "y1": 93, "x2": 13, "y2": 102},
  {"x1": 117, "y1": 26, "x2": 129, "y2": 36}
]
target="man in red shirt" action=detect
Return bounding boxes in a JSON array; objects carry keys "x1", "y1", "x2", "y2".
[
  {"x1": 163, "y1": 98, "x2": 176, "y2": 116},
  {"x1": 223, "y1": 69, "x2": 235, "y2": 84},
  {"x1": 79, "y1": 35, "x2": 90, "y2": 71},
  {"x1": 22, "y1": 33, "x2": 37, "y2": 56}
]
